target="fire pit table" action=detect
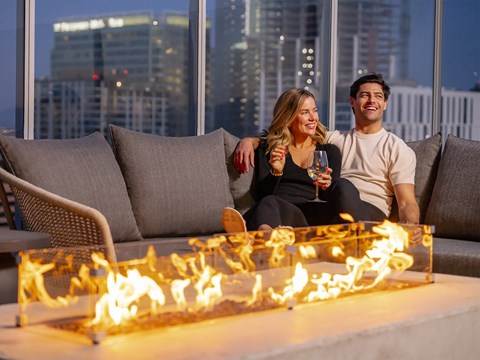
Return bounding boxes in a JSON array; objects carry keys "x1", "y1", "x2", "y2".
[
  {"x1": 0, "y1": 271, "x2": 480, "y2": 359},
  {"x1": 6, "y1": 221, "x2": 438, "y2": 344}
]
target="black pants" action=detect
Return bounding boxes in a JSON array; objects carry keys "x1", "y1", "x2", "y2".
[{"x1": 243, "y1": 178, "x2": 386, "y2": 230}]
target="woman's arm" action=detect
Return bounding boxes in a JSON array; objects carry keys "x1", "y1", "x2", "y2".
[{"x1": 250, "y1": 142, "x2": 281, "y2": 200}]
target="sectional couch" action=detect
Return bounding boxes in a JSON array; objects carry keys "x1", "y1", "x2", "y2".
[{"x1": 0, "y1": 125, "x2": 479, "y2": 304}]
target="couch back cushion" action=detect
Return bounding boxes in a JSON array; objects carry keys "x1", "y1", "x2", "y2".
[
  {"x1": 109, "y1": 125, "x2": 234, "y2": 237},
  {"x1": 222, "y1": 130, "x2": 255, "y2": 214},
  {"x1": 407, "y1": 132, "x2": 442, "y2": 223},
  {"x1": 0, "y1": 133, "x2": 142, "y2": 243},
  {"x1": 389, "y1": 133, "x2": 442, "y2": 223},
  {"x1": 425, "y1": 135, "x2": 480, "y2": 241}
]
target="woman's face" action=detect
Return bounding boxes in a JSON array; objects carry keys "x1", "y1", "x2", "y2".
[{"x1": 289, "y1": 96, "x2": 318, "y2": 140}]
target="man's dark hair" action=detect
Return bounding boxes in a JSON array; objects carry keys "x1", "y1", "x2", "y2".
[{"x1": 350, "y1": 73, "x2": 391, "y2": 100}]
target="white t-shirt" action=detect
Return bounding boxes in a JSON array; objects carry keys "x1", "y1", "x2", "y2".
[{"x1": 326, "y1": 128, "x2": 416, "y2": 216}]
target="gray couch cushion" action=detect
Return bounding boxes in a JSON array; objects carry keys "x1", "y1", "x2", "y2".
[
  {"x1": 389, "y1": 133, "x2": 442, "y2": 223},
  {"x1": 0, "y1": 133, "x2": 142, "y2": 243},
  {"x1": 109, "y1": 125, "x2": 234, "y2": 237},
  {"x1": 222, "y1": 130, "x2": 255, "y2": 215},
  {"x1": 425, "y1": 135, "x2": 480, "y2": 241},
  {"x1": 407, "y1": 133, "x2": 442, "y2": 223},
  {"x1": 433, "y1": 237, "x2": 480, "y2": 277}
]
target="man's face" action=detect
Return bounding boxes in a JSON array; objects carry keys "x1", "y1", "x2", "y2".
[{"x1": 350, "y1": 83, "x2": 388, "y2": 126}]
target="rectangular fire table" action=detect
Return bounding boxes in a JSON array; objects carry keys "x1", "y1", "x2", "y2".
[
  {"x1": 0, "y1": 272, "x2": 480, "y2": 359},
  {"x1": 2, "y1": 221, "x2": 478, "y2": 358}
]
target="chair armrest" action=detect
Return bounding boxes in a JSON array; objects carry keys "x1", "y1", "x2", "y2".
[{"x1": 0, "y1": 167, "x2": 116, "y2": 263}]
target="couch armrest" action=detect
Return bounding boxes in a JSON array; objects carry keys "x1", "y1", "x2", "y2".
[{"x1": 0, "y1": 167, "x2": 116, "y2": 262}]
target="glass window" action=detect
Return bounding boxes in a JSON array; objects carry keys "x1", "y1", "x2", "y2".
[
  {"x1": 207, "y1": 0, "x2": 330, "y2": 138},
  {"x1": 0, "y1": 0, "x2": 18, "y2": 137},
  {"x1": 336, "y1": 0, "x2": 435, "y2": 142},
  {"x1": 34, "y1": 0, "x2": 194, "y2": 139},
  {"x1": 442, "y1": 0, "x2": 480, "y2": 140}
]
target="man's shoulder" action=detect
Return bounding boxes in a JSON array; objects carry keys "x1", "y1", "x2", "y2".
[
  {"x1": 382, "y1": 130, "x2": 416, "y2": 161},
  {"x1": 383, "y1": 130, "x2": 412, "y2": 149},
  {"x1": 326, "y1": 129, "x2": 351, "y2": 143}
]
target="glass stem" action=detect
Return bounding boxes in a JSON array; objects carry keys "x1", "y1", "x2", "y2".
[{"x1": 315, "y1": 184, "x2": 319, "y2": 199}]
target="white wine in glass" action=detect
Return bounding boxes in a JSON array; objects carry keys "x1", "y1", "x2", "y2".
[{"x1": 307, "y1": 150, "x2": 328, "y2": 202}]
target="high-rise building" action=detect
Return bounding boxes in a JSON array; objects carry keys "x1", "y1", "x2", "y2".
[
  {"x1": 385, "y1": 86, "x2": 480, "y2": 141},
  {"x1": 213, "y1": 0, "x2": 410, "y2": 135},
  {"x1": 337, "y1": 0, "x2": 410, "y2": 85},
  {"x1": 213, "y1": 0, "x2": 262, "y2": 137},
  {"x1": 214, "y1": 0, "x2": 329, "y2": 136},
  {"x1": 35, "y1": 12, "x2": 198, "y2": 139}
]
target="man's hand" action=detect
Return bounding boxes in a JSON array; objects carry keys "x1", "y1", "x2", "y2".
[
  {"x1": 394, "y1": 183, "x2": 420, "y2": 224},
  {"x1": 410, "y1": 226, "x2": 423, "y2": 244},
  {"x1": 234, "y1": 137, "x2": 260, "y2": 173}
]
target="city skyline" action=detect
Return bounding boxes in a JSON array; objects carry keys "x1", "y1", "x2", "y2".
[
  {"x1": 0, "y1": 0, "x2": 479, "y2": 133},
  {"x1": 31, "y1": 1, "x2": 480, "y2": 90}
]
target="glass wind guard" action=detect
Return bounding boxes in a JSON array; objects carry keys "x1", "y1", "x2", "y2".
[{"x1": 16, "y1": 221, "x2": 433, "y2": 344}]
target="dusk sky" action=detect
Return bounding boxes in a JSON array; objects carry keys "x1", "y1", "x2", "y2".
[{"x1": 0, "y1": 0, "x2": 479, "y2": 128}]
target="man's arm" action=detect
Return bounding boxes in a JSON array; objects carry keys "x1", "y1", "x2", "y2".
[
  {"x1": 393, "y1": 183, "x2": 419, "y2": 224},
  {"x1": 234, "y1": 137, "x2": 260, "y2": 173}
]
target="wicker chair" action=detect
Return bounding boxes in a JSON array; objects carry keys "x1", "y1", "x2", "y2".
[{"x1": 0, "y1": 166, "x2": 116, "y2": 263}]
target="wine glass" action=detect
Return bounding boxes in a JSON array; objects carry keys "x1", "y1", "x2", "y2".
[{"x1": 307, "y1": 150, "x2": 328, "y2": 203}]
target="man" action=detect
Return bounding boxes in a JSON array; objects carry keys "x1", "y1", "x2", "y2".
[{"x1": 234, "y1": 73, "x2": 419, "y2": 224}]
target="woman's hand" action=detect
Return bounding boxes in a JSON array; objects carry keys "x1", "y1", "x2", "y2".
[
  {"x1": 269, "y1": 146, "x2": 287, "y2": 175},
  {"x1": 314, "y1": 167, "x2": 333, "y2": 190}
]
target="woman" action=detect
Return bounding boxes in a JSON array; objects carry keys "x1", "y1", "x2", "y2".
[{"x1": 223, "y1": 88, "x2": 360, "y2": 232}]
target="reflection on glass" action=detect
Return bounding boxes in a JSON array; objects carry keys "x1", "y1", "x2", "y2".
[
  {"x1": 34, "y1": 1, "x2": 193, "y2": 139},
  {"x1": 0, "y1": 0, "x2": 18, "y2": 136},
  {"x1": 16, "y1": 0, "x2": 480, "y2": 142},
  {"x1": 336, "y1": 0, "x2": 435, "y2": 142},
  {"x1": 442, "y1": 0, "x2": 480, "y2": 140},
  {"x1": 208, "y1": 0, "x2": 330, "y2": 138}
]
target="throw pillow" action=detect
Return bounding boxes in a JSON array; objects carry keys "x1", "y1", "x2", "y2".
[
  {"x1": 109, "y1": 125, "x2": 234, "y2": 237},
  {"x1": 407, "y1": 132, "x2": 442, "y2": 223},
  {"x1": 425, "y1": 135, "x2": 480, "y2": 241},
  {"x1": 389, "y1": 133, "x2": 442, "y2": 223},
  {"x1": 222, "y1": 129, "x2": 255, "y2": 214},
  {"x1": 0, "y1": 133, "x2": 142, "y2": 243}
]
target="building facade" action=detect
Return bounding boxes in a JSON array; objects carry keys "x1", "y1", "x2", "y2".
[
  {"x1": 35, "y1": 12, "x2": 196, "y2": 139},
  {"x1": 213, "y1": 0, "x2": 411, "y2": 136}
]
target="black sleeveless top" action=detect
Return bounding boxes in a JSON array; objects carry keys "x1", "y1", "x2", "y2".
[{"x1": 252, "y1": 141, "x2": 341, "y2": 205}]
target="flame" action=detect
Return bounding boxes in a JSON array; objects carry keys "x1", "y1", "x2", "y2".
[
  {"x1": 170, "y1": 253, "x2": 189, "y2": 277},
  {"x1": 299, "y1": 245, "x2": 317, "y2": 258},
  {"x1": 246, "y1": 274, "x2": 262, "y2": 306},
  {"x1": 268, "y1": 221, "x2": 415, "y2": 304},
  {"x1": 19, "y1": 254, "x2": 71, "y2": 308},
  {"x1": 268, "y1": 262, "x2": 309, "y2": 303},
  {"x1": 193, "y1": 266, "x2": 222, "y2": 309},
  {"x1": 331, "y1": 246, "x2": 345, "y2": 257},
  {"x1": 291, "y1": 262, "x2": 309, "y2": 294},
  {"x1": 87, "y1": 267, "x2": 166, "y2": 328},
  {"x1": 18, "y1": 220, "x2": 427, "y2": 334},
  {"x1": 339, "y1": 213, "x2": 355, "y2": 222},
  {"x1": 170, "y1": 278, "x2": 191, "y2": 309},
  {"x1": 265, "y1": 227, "x2": 295, "y2": 266}
]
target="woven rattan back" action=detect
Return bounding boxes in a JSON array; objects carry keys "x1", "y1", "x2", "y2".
[{"x1": 0, "y1": 166, "x2": 116, "y2": 263}]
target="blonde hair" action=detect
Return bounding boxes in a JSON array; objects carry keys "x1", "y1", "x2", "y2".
[{"x1": 266, "y1": 88, "x2": 327, "y2": 153}]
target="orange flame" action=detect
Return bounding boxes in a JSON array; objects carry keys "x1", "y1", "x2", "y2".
[
  {"x1": 265, "y1": 227, "x2": 295, "y2": 266},
  {"x1": 18, "y1": 220, "x2": 423, "y2": 333}
]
